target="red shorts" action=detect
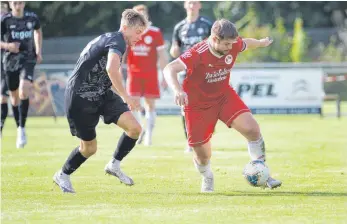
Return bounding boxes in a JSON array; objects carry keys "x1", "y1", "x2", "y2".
[
  {"x1": 127, "y1": 71, "x2": 160, "y2": 98},
  {"x1": 185, "y1": 88, "x2": 250, "y2": 147}
]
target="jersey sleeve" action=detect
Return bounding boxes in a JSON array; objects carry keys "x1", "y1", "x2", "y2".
[
  {"x1": 237, "y1": 37, "x2": 247, "y2": 52},
  {"x1": 106, "y1": 36, "x2": 126, "y2": 60},
  {"x1": 172, "y1": 24, "x2": 182, "y2": 47},
  {"x1": 178, "y1": 48, "x2": 199, "y2": 72},
  {"x1": 156, "y1": 30, "x2": 165, "y2": 50}
]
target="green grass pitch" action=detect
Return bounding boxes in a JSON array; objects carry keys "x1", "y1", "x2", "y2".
[{"x1": 1, "y1": 104, "x2": 347, "y2": 223}]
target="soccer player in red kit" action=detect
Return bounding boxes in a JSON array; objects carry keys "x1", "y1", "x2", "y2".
[
  {"x1": 164, "y1": 19, "x2": 282, "y2": 192},
  {"x1": 126, "y1": 5, "x2": 168, "y2": 146}
]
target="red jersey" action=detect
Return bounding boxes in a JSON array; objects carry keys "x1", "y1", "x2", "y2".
[
  {"x1": 127, "y1": 26, "x2": 165, "y2": 77},
  {"x1": 179, "y1": 37, "x2": 246, "y2": 108}
]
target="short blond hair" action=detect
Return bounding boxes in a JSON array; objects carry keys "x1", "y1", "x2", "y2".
[
  {"x1": 211, "y1": 19, "x2": 238, "y2": 40},
  {"x1": 121, "y1": 9, "x2": 149, "y2": 28}
]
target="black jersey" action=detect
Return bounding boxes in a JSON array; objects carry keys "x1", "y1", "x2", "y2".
[
  {"x1": 1, "y1": 11, "x2": 41, "y2": 67},
  {"x1": 68, "y1": 32, "x2": 126, "y2": 102},
  {"x1": 172, "y1": 16, "x2": 212, "y2": 53}
]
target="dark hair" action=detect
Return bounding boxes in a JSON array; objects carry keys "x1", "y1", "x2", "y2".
[{"x1": 211, "y1": 19, "x2": 239, "y2": 40}]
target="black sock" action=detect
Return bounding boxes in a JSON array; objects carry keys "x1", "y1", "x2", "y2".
[
  {"x1": 62, "y1": 147, "x2": 87, "y2": 175},
  {"x1": 1, "y1": 103, "x2": 8, "y2": 132},
  {"x1": 19, "y1": 99, "x2": 29, "y2": 128},
  {"x1": 12, "y1": 105, "x2": 20, "y2": 127},
  {"x1": 182, "y1": 115, "x2": 188, "y2": 139},
  {"x1": 113, "y1": 132, "x2": 137, "y2": 161}
]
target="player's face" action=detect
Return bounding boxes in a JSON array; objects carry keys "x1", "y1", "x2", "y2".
[
  {"x1": 125, "y1": 25, "x2": 146, "y2": 46},
  {"x1": 212, "y1": 37, "x2": 238, "y2": 56},
  {"x1": 9, "y1": 1, "x2": 25, "y2": 14},
  {"x1": 184, "y1": 1, "x2": 201, "y2": 16}
]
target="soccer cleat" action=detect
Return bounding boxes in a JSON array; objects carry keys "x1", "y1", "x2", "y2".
[
  {"x1": 104, "y1": 161, "x2": 134, "y2": 186},
  {"x1": 201, "y1": 174, "x2": 214, "y2": 193},
  {"x1": 184, "y1": 143, "x2": 193, "y2": 153},
  {"x1": 266, "y1": 177, "x2": 282, "y2": 189},
  {"x1": 53, "y1": 170, "x2": 75, "y2": 193},
  {"x1": 16, "y1": 127, "x2": 27, "y2": 148}
]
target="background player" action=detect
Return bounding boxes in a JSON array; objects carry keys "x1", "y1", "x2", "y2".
[
  {"x1": 0, "y1": 1, "x2": 43, "y2": 148},
  {"x1": 0, "y1": 2, "x2": 10, "y2": 136},
  {"x1": 126, "y1": 4, "x2": 168, "y2": 146},
  {"x1": 170, "y1": 0, "x2": 212, "y2": 153},
  {"x1": 164, "y1": 19, "x2": 282, "y2": 192},
  {"x1": 53, "y1": 9, "x2": 148, "y2": 193}
]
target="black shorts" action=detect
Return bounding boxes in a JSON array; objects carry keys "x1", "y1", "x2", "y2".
[
  {"x1": 4, "y1": 62, "x2": 35, "y2": 92},
  {"x1": 65, "y1": 88, "x2": 130, "y2": 141}
]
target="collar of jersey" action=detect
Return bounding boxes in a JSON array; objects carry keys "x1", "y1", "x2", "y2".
[{"x1": 207, "y1": 38, "x2": 224, "y2": 59}]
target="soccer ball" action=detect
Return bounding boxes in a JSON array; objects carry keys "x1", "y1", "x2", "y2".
[{"x1": 242, "y1": 160, "x2": 270, "y2": 187}]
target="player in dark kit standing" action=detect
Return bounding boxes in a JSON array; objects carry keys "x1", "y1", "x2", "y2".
[
  {"x1": 170, "y1": 0, "x2": 212, "y2": 153},
  {"x1": 164, "y1": 19, "x2": 281, "y2": 192},
  {"x1": 0, "y1": 2, "x2": 10, "y2": 137},
  {"x1": 53, "y1": 9, "x2": 149, "y2": 193},
  {"x1": 0, "y1": 1, "x2": 43, "y2": 147}
]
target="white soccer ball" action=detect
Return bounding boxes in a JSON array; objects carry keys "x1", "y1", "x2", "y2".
[{"x1": 242, "y1": 160, "x2": 270, "y2": 187}]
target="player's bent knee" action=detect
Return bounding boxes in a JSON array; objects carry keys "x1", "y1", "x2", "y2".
[
  {"x1": 80, "y1": 139, "x2": 97, "y2": 157},
  {"x1": 126, "y1": 123, "x2": 142, "y2": 139},
  {"x1": 0, "y1": 96, "x2": 8, "y2": 104},
  {"x1": 193, "y1": 154, "x2": 210, "y2": 166},
  {"x1": 9, "y1": 92, "x2": 20, "y2": 106},
  {"x1": 243, "y1": 124, "x2": 261, "y2": 141},
  {"x1": 192, "y1": 144, "x2": 211, "y2": 165},
  {"x1": 19, "y1": 81, "x2": 31, "y2": 99}
]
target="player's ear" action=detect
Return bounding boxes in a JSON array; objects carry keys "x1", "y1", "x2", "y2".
[
  {"x1": 212, "y1": 35, "x2": 219, "y2": 44},
  {"x1": 121, "y1": 24, "x2": 127, "y2": 32}
]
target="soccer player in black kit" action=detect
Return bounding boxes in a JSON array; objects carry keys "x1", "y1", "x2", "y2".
[
  {"x1": 170, "y1": 0, "x2": 212, "y2": 153},
  {"x1": 0, "y1": 2, "x2": 10, "y2": 137},
  {"x1": 53, "y1": 9, "x2": 149, "y2": 193},
  {"x1": 0, "y1": 1, "x2": 43, "y2": 147}
]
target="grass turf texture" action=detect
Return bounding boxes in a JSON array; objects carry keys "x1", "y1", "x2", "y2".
[{"x1": 1, "y1": 102, "x2": 347, "y2": 223}]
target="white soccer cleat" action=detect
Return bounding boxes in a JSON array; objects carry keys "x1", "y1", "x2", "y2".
[
  {"x1": 53, "y1": 170, "x2": 76, "y2": 193},
  {"x1": 201, "y1": 174, "x2": 214, "y2": 193},
  {"x1": 104, "y1": 160, "x2": 134, "y2": 186},
  {"x1": 184, "y1": 143, "x2": 193, "y2": 153},
  {"x1": 16, "y1": 127, "x2": 27, "y2": 148},
  {"x1": 266, "y1": 177, "x2": 282, "y2": 189}
]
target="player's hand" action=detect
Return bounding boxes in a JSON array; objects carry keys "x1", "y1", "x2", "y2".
[
  {"x1": 124, "y1": 95, "x2": 141, "y2": 111},
  {"x1": 36, "y1": 53, "x2": 43, "y2": 64},
  {"x1": 260, "y1": 37, "x2": 273, "y2": 47},
  {"x1": 174, "y1": 90, "x2": 188, "y2": 107},
  {"x1": 7, "y1": 42, "x2": 20, "y2": 53}
]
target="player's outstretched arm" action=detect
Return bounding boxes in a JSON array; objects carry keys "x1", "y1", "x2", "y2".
[
  {"x1": 163, "y1": 59, "x2": 188, "y2": 106},
  {"x1": 243, "y1": 37, "x2": 273, "y2": 50},
  {"x1": 106, "y1": 52, "x2": 140, "y2": 110}
]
